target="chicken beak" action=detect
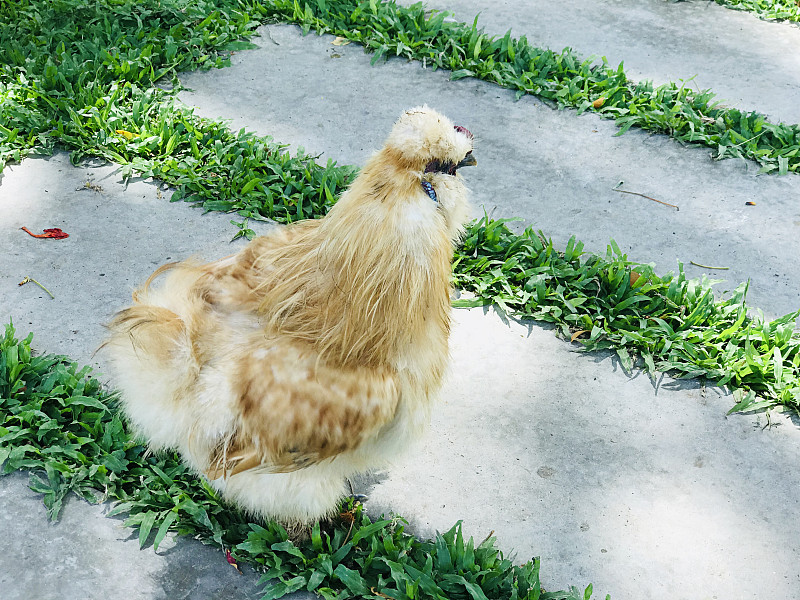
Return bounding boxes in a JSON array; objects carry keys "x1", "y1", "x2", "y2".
[{"x1": 457, "y1": 152, "x2": 477, "y2": 169}]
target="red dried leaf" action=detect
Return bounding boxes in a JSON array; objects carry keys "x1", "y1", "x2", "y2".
[
  {"x1": 21, "y1": 227, "x2": 69, "y2": 239},
  {"x1": 225, "y1": 549, "x2": 243, "y2": 574}
]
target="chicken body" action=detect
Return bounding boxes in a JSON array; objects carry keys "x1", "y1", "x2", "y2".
[{"x1": 105, "y1": 107, "x2": 474, "y2": 526}]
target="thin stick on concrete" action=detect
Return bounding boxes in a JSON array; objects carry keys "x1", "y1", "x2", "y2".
[
  {"x1": 613, "y1": 187, "x2": 679, "y2": 210},
  {"x1": 690, "y1": 261, "x2": 729, "y2": 270},
  {"x1": 18, "y1": 276, "x2": 55, "y2": 299}
]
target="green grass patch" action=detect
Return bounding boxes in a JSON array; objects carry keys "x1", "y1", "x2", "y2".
[
  {"x1": 259, "y1": 0, "x2": 800, "y2": 175},
  {"x1": 2, "y1": 0, "x2": 800, "y2": 177},
  {"x1": 0, "y1": 0, "x2": 254, "y2": 168},
  {"x1": 0, "y1": 322, "x2": 596, "y2": 600},
  {"x1": 708, "y1": 0, "x2": 800, "y2": 24},
  {"x1": 454, "y1": 218, "x2": 800, "y2": 416},
  {"x1": 0, "y1": 0, "x2": 357, "y2": 221}
]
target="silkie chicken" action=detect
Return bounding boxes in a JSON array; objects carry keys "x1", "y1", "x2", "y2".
[{"x1": 105, "y1": 107, "x2": 476, "y2": 530}]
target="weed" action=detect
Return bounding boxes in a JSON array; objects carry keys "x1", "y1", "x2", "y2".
[
  {"x1": 454, "y1": 218, "x2": 800, "y2": 416},
  {"x1": 262, "y1": 0, "x2": 800, "y2": 175},
  {"x1": 707, "y1": 0, "x2": 800, "y2": 24}
]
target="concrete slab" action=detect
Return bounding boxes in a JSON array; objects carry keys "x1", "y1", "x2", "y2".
[
  {"x1": 397, "y1": 0, "x2": 800, "y2": 126},
  {"x1": 2, "y1": 3, "x2": 800, "y2": 600},
  {"x1": 1, "y1": 471, "x2": 270, "y2": 600},
  {"x1": 0, "y1": 151, "x2": 274, "y2": 367},
  {"x1": 361, "y1": 307, "x2": 800, "y2": 600}
]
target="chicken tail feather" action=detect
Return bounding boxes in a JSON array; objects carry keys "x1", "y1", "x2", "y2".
[{"x1": 107, "y1": 305, "x2": 186, "y2": 361}]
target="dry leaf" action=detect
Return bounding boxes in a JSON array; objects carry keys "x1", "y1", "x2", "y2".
[
  {"x1": 592, "y1": 97, "x2": 605, "y2": 109},
  {"x1": 225, "y1": 549, "x2": 243, "y2": 574},
  {"x1": 571, "y1": 330, "x2": 589, "y2": 342},
  {"x1": 332, "y1": 37, "x2": 351, "y2": 46},
  {"x1": 21, "y1": 227, "x2": 69, "y2": 239},
  {"x1": 82, "y1": 181, "x2": 103, "y2": 192},
  {"x1": 629, "y1": 271, "x2": 641, "y2": 286},
  {"x1": 115, "y1": 129, "x2": 139, "y2": 140}
]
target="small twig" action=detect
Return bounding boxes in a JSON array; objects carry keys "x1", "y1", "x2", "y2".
[
  {"x1": 479, "y1": 530, "x2": 495, "y2": 547},
  {"x1": 18, "y1": 276, "x2": 55, "y2": 299},
  {"x1": 342, "y1": 515, "x2": 355, "y2": 546},
  {"x1": 725, "y1": 130, "x2": 765, "y2": 150},
  {"x1": 690, "y1": 261, "x2": 729, "y2": 270},
  {"x1": 613, "y1": 186, "x2": 679, "y2": 210}
]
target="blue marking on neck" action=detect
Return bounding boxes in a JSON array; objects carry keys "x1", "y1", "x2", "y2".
[{"x1": 421, "y1": 181, "x2": 437, "y2": 203}]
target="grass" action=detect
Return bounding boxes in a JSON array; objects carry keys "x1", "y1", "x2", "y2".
[
  {"x1": 1, "y1": 0, "x2": 799, "y2": 596},
  {"x1": 257, "y1": 0, "x2": 800, "y2": 175},
  {"x1": 2, "y1": 0, "x2": 800, "y2": 177},
  {"x1": 0, "y1": 0, "x2": 357, "y2": 223},
  {"x1": 0, "y1": 322, "x2": 595, "y2": 600},
  {"x1": 707, "y1": 0, "x2": 800, "y2": 24},
  {"x1": 453, "y1": 218, "x2": 800, "y2": 416}
]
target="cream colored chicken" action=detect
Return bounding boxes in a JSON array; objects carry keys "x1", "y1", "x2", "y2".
[{"x1": 105, "y1": 107, "x2": 476, "y2": 528}]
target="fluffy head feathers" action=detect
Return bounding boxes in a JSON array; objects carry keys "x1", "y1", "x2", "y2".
[
  {"x1": 384, "y1": 106, "x2": 475, "y2": 172},
  {"x1": 329, "y1": 106, "x2": 474, "y2": 245}
]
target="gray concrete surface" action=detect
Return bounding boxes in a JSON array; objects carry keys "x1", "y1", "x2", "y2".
[
  {"x1": 397, "y1": 0, "x2": 800, "y2": 126},
  {"x1": 2, "y1": 2, "x2": 800, "y2": 599},
  {"x1": 1, "y1": 472, "x2": 269, "y2": 600}
]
